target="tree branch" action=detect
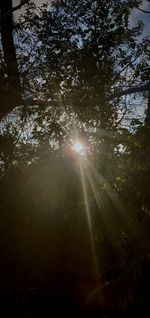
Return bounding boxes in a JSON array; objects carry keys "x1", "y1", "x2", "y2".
[
  {"x1": 23, "y1": 82, "x2": 150, "y2": 109},
  {"x1": 109, "y1": 82, "x2": 150, "y2": 100},
  {"x1": 136, "y1": 7, "x2": 150, "y2": 14},
  {"x1": 2, "y1": 0, "x2": 31, "y2": 16},
  {"x1": 115, "y1": 97, "x2": 128, "y2": 127}
]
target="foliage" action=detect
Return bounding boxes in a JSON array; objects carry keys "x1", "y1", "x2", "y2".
[{"x1": 0, "y1": 0, "x2": 150, "y2": 316}]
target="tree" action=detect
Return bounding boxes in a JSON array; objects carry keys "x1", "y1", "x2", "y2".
[
  {"x1": 0, "y1": 1, "x2": 150, "y2": 316},
  {"x1": 0, "y1": 0, "x2": 149, "y2": 122},
  {"x1": 0, "y1": 0, "x2": 22, "y2": 118}
]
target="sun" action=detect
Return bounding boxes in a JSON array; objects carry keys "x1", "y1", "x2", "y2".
[
  {"x1": 73, "y1": 142, "x2": 83, "y2": 153},
  {"x1": 73, "y1": 142, "x2": 85, "y2": 155}
]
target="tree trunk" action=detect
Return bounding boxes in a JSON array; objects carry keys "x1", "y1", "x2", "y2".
[
  {"x1": 0, "y1": 0, "x2": 22, "y2": 119},
  {"x1": 145, "y1": 88, "x2": 150, "y2": 125}
]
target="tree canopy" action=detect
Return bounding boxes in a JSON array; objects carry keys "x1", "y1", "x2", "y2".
[{"x1": 0, "y1": 1, "x2": 150, "y2": 317}]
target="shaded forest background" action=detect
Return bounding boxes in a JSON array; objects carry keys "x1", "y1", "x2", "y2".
[{"x1": 0, "y1": 0, "x2": 150, "y2": 317}]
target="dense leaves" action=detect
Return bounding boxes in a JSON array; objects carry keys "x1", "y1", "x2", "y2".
[{"x1": 0, "y1": 0, "x2": 150, "y2": 317}]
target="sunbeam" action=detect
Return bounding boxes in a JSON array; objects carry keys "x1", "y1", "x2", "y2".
[
  {"x1": 79, "y1": 160, "x2": 100, "y2": 285},
  {"x1": 83, "y1": 160, "x2": 125, "y2": 267},
  {"x1": 84, "y1": 159, "x2": 148, "y2": 248}
]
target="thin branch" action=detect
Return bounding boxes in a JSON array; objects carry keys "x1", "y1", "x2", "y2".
[
  {"x1": 113, "y1": 54, "x2": 141, "y2": 83},
  {"x1": 109, "y1": 82, "x2": 150, "y2": 100},
  {"x1": 115, "y1": 97, "x2": 128, "y2": 127},
  {"x1": 136, "y1": 7, "x2": 150, "y2": 14}
]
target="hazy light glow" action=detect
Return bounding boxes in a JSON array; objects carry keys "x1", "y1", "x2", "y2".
[
  {"x1": 73, "y1": 142, "x2": 85, "y2": 155},
  {"x1": 74, "y1": 142, "x2": 83, "y2": 153}
]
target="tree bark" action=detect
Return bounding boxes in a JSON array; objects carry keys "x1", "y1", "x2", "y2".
[
  {"x1": 0, "y1": 0, "x2": 22, "y2": 119},
  {"x1": 109, "y1": 83, "x2": 150, "y2": 100},
  {"x1": 145, "y1": 87, "x2": 150, "y2": 124}
]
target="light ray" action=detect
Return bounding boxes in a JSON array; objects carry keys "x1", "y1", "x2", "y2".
[
  {"x1": 79, "y1": 160, "x2": 100, "y2": 285},
  {"x1": 85, "y1": 159, "x2": 147, "y2": 245},
  {"x1": 83, "y1": 161, "x2": 123, "y2": 266}
]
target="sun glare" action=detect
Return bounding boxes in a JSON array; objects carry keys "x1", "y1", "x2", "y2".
[{"x1": 73, "y1": 142, "x2": 85, "y2": 155}]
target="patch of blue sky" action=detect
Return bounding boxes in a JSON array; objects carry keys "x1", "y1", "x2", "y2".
[{"x1": 129, "y1": 1, "x2": 150, "y2": 37}]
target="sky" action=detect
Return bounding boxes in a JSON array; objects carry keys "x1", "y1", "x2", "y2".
[
  {"x1": 129, "y1": 0, "x2": 150, "y2": 36},
  {"x1": 12, "y1": 0, "x2": 149, "y2": 124},
  {"x1": 13, "y1": 0, "x2": 150, "y2": 36}
]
